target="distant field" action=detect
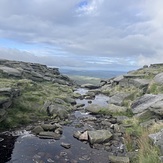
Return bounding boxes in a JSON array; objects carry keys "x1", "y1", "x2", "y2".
[
  {"x1": 60, "y1": 69, "x2": 126, "y2": 79},
  {"x1": 60, "y1": 69, "x2": 126, "y2": 85},
  {"x1": 68, "y1": 75, "x2": 101, "y2": 85}
]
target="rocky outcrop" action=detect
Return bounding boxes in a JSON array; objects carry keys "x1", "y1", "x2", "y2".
[
  {"x1": 0, "y1": 59, "x2": 74, "y2": 86},
  {"x1": 131, "y1": 94, "x2": 163, "y2": 114},
  {"x1": 0, "y1": 87, "x2": 20, "y2": 122},
  {"x1": 88, "y1": 130, "x2": 112, "y2": 144}
]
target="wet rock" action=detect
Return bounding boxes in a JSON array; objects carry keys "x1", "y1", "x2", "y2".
[
  {"x1": 79, "y1": 131, "x2": 88, "y2": 141},
  {"x1": 61, "y1": 142, "x2": 71, "y2": 149},
  {"x1": 88, "y1": 130, "x2": 112, "y2": 144},
  {"x1": 32, "y1": 126, "x2": 44, "y2": 135},
  {"x1": 73, "y1": 131, "x2": 82, "y2": 139},
  {"x1": 38, "y1": 131, "x2": 61, "y2": 139},
  {"x1": 41, "y1": 124, "x2": 58, "y2": 131},
  {"x1": 55, "y1": 128, "x2": 63, "y2": 134},
  {"x1": 85, "y1": 104, "x2": 102, "y2": 114},
  {"x1": 75, "y1": 103, "x2": 85, "y2": 108},
  {"x1": 109, "y1": 155, "x2": 130, "y2": 163}
]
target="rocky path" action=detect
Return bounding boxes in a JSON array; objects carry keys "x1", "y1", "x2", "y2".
[{"x1": 0, "y1": 88, "x2": 129, "y2": 163}]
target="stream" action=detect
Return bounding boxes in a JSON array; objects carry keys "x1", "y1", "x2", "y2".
[{"x1": 0, "y1": 88, "x2": 124, "y2": 163}]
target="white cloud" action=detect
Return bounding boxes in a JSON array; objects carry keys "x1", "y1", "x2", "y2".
[{"x1": 0, "y1": 0, "x2": 163, "y2": 69}]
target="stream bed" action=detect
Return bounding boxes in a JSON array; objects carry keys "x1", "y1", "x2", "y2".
[{"x1": 0, "y1": 88, "x2": 126, "y2": 163}]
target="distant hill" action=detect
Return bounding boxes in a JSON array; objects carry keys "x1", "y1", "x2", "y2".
[{"x1": 60, "y1": 69, "x2": 126, "y2": 79}]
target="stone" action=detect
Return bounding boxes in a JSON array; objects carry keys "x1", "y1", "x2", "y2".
[
  {"x1": 88, "y1": 130, "x2": 112, "y2": 144},
  {"x1": 79, "y1": 131, "x2": 88, "y2": 141},
  {"x1": 73, "y1": 131, "x2": 82, "y2": 139},
  {"x1": 85, "y1": 104, "x2": 102, "y2": 114},
  {"x1": 149, "y1": 100, "x2": 163, "y2": 116},
  {"x1": 41, "y1": 124, "x2": 58, "y2": 131},
  {"x1": 154, "y1": 72, "x2": 163, "y2": 84},
  {"x1": 109, "y1": 93, "x2": 131, "y2": 106},
  {"x1": 39, "y1": 132, "x2": 61, "y2": 139},
  {"x1": 61, "y1": 142, "x2": 71, "y2": 149},
  {"x1": 109, "y1": 155, "x2": 130, "y2": 163},
  {"x1": 63, "y1": 97, "x2": 76, "y2": 105},
  {"x1": 81, "y1": 84, "x2": 100, "y2": 89},
  {"x1": 32, "y1": 126, "x2": 44, "y2": 135},
  {"x1": 132, "y1": 94, "x2": 163, "y2": 114},
  {"x1": 0, "y1": 66, "x2": 22, "y2": 77},
  {"x1": 106, "y1": 104, "x2": 127, "y2": 113}
]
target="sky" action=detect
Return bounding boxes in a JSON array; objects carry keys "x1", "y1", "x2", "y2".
[{"x1": 0, "y1": 0, "x2": 163, "y2": 71}]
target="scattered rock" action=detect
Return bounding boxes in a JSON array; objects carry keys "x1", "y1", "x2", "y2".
[
  {"x1": 88, "y1": 130, "x2": 112, "y2": 144},
  {"x1": 61, "y1": 142, "x2": 71, "y2": 149}
]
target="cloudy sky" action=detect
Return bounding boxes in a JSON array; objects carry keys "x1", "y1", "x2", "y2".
[{"x1": 0, "y1": 0, "x2": 163, "y2": 71}]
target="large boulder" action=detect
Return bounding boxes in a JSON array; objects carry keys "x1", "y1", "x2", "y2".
[
  {"x1": 132, "y1": 94, "x2": 163, "y2": 114},
  {"x1": 109, "y1": 93, "x2": 131, "y2": 106},
  {"x1": 154, "y1": 72, "x2": 163, "y2": 84},
  {"x1": 85, "y1": 104, "x2": 102, "y2": 114},
  {"x1": 88, "y1": 130, "x2": 112, "y2": 144}
]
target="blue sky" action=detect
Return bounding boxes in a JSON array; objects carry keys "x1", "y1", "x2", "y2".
[{"x1": 0, "y1": 0, "x2": 163, "y2": 71}]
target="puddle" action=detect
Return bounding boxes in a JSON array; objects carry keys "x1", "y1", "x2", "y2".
[{"x1": 2, "y1": 127, "x2": 109, "y2": 163}]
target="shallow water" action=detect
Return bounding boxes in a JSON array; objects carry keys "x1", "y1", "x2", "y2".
[
  {"x1": 5, "y1": 126, "x2": 109, "y2": 163},
  {"x1": 0, "y1": 88, "x2": 111, "y2": 163},
  {"x1": 75, "y1": 88, "x2": 109, "y2": 108}
]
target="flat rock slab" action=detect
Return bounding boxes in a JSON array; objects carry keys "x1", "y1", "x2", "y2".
[
  {"x1": 109, "y1": 93, "x2": 131, "y2": 106},
  {"x1": 85, "y1": 104, "x2": 102, "y2": 114},
  {"x1": 150, "y1": 100, "x2": 163, "y2": 116},
  {"x1": 132, "y1": 94, "x2": 163, "y2": 114},
  {"x1": 38, "y1": 132, "x2": 61, "y2": 139},
  {"x1": 88, "y1": 130, "x2": 112, "y2": 144}
]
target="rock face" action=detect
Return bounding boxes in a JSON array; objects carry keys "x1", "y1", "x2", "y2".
[
  {"x1": 0, "y1": 59, "x2": 74, "y2": 85},
  {"x1": 88, "y1": 130, "x2": 112, "y2": 144},
  {"x1": 131, "y1": 94, "x2": 163, "y2": 114}
]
